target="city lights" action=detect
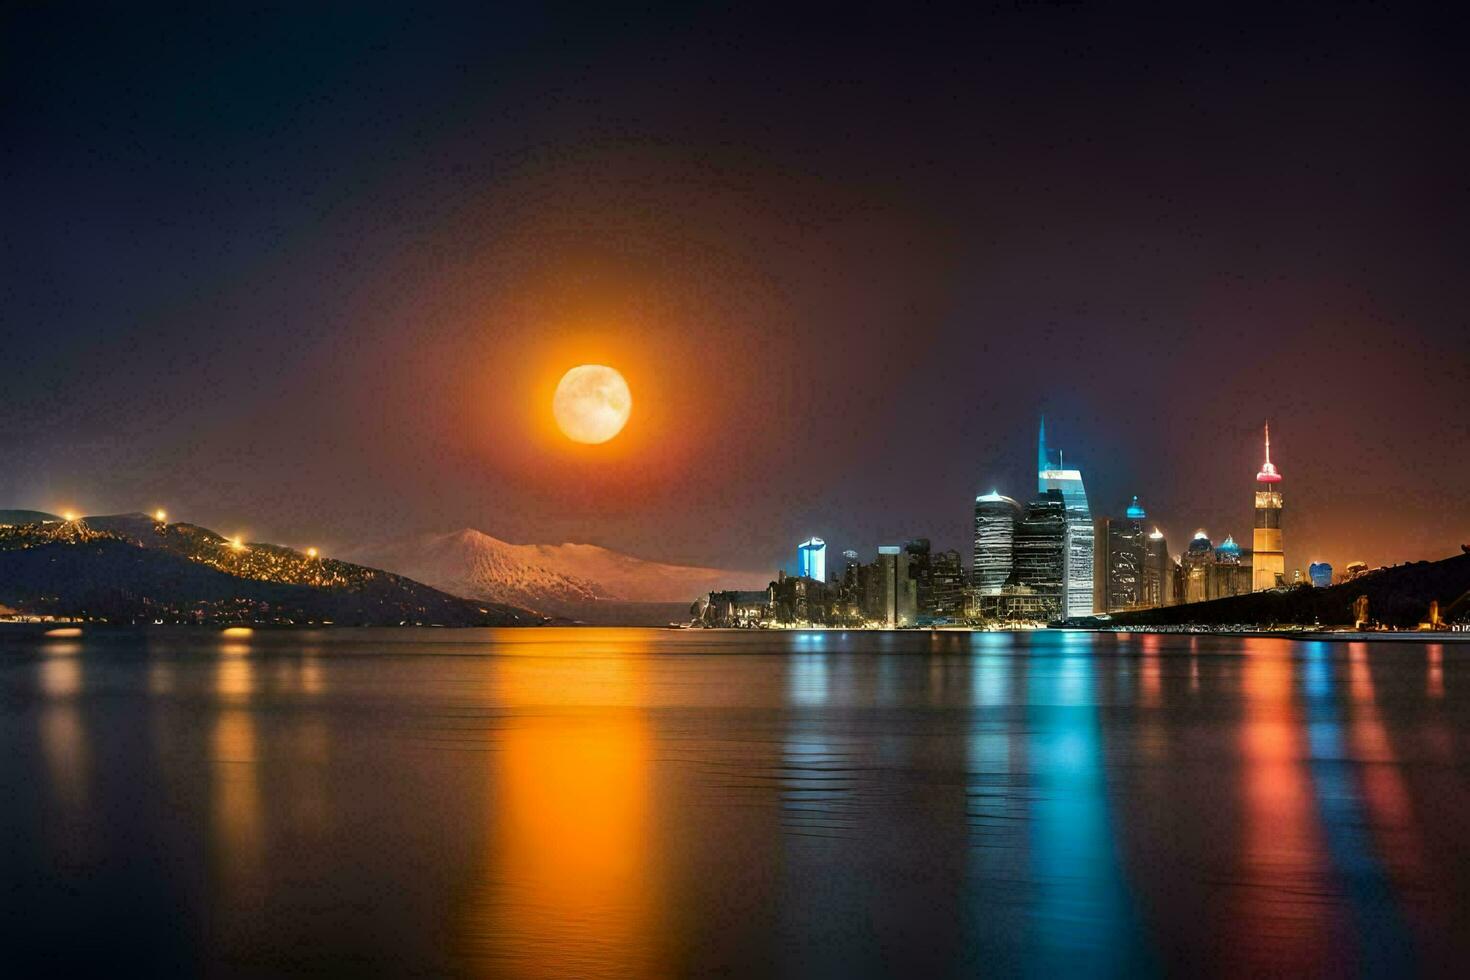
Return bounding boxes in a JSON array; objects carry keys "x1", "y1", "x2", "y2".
[
  {"x1": 230, "y1": 536, "x2": 245, "y2": 551},
  {"x1": 307, "y1": 547, "x2": 319, "y2": 558},
  {"x1": 154, "y1": 509, "x2": 167, "y2": 523}
]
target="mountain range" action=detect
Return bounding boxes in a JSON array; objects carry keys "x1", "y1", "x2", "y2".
[
  {"x1": 0, "y1": 512, "x2": 534, "y2": 626},
  {"x1": 340, "y1": 528, "x2": 772, "y2": 624}
]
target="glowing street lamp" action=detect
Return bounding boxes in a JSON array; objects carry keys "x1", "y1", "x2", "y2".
[
  {"x1": 230, "y1": 536, "x2": 245, "y2": 551},
  {"x1": 62, "y1": 510, "x2": 77, "y2": 522},
  {"x1": 154, "y1": 509, "x2": 167, "y2": 523},
  {"x1": 306, "y1": 547, "x2": 319, "y2": 559}
]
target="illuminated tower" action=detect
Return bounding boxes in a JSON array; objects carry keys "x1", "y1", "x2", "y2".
[
  {"x1": 797, "y1": 537, "x2": 827, "y2": 582},
  {"x1": 1037, "y1": 417, "x2": 1095, "y2": 617},
  {"x1": 1252, "y1": 423, "x2": 1285, "y2": 591}
]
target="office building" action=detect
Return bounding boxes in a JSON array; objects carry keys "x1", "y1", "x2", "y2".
[
  {"x1": 1094, "y1": 495, "x2": 1148, "y2": 613},
  {"x1": 875, "y1": 545, "x2": 918, "y2": 627},
  {"x1": 928, "y1": 548, "x2": 966, "y2": 619},
  {"x1": 797, "y1": 537, "x2": 827, "y2": 583},
  {"x1": 1009, "y1": 489, "x2": 1067, "y2": 620},
  {"x1": 973, "y1": 491, "x2": 1022, "y2": 595},
  {"x1": 1145, "y1": 527, "x2": 1170, "y2": 607},
  {"x1": 1183, "y1": 531, "x2": 1213, "y2": 604},
  {"x1": 1037, "y1": 418, "x2": 1095, "y2": 617},
  {"x1": 1208, "y1": 535, "x2": 1253, "y2": 599}
]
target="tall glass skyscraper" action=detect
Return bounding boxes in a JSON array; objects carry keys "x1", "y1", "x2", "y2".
[
  {"x1": 1013, "y1": 490, "x2": 1067, "y2": 620},
  {"x1": 973, "y1": 491, "x2": 1022, "y2": 595},
  {"x1": 1036, "y1": 418, "x2": 1095, "y2": 617},
  {"x1": 797, "y1": 537, "x2": 827, "y2": 582}
]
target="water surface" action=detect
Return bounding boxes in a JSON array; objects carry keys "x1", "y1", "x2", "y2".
[{"x1": 3, "y1": 627, "x2": 1468, "y2": 977}]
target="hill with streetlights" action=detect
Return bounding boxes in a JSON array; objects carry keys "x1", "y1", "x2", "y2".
[{"x1": 0, "y1": 512, "x2": 535, "y2": 626}]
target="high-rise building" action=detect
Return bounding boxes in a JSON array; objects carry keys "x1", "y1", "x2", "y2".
[
  {"x1": 1208, "y1": 535, "x2": 1253, "y2": 599},
  {"x1": 928, "y1": 549, "x2": 966, "y2": 619},
  {"x1": 1094, "y1": 496, "x2": 1147, "y2": 613},
  {"x1": 874, "y1": 545, "x2": 917, "y2": 627},
  {"x1": 1145, "y1": 527, "x2": 1171, "y2": 607},
  {"x1": 973, "y1": 491, "x2": 1022, "y2": 595},
  {"x1": 1182, "y1": 531, "x2": 1213, "y2": 604},
  {"x1": 797, "y1": 537, "x2": 827, "y2": 583},
  {"x1": 1010, "y1": 489, "x2": 1067, "y2": 620},
  {"x1": 1308, "y1": 562, "x2": 1332, "y2": 588},
  {"x1": 1252, "y1": 423, "x2": 1284, "y2": 591},
  {"x1": 905, "y1": 538, "x2": 932, "y2": 613},
  {"x1": 1037, "y1": 418, "x2": 1095, "y2": 617},
  {"x1": 838, "y1": 550, "x2": 864, "y2": 621}
]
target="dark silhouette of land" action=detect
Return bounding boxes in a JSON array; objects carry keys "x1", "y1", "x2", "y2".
[
  {"x1": 0, "y1": 513, "x2": 534, "y2": 626},
  {"x1": 1103, "y1": 552, "x2": 1470, "y2": 630}
]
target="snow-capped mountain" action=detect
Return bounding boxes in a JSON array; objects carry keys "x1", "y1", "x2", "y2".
[{"x1": 341, "y1": 528, "x2": 771, "y2": 618}]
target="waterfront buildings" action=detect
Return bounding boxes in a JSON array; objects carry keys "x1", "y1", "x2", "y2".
[
  {"x1": 1037, "y1": 418, "x2": 1095, "y2": 616},
  {"x1": 1208, "y1": 535, "x2": 1253, "y2": 599},
  {"x1": 700, "y1": 590, "x2": 771, "y2": 627},
  {"x1": 875, "y1": 545, "x2": 918, "y2": 627},
  {"x1": 1182, "y1": 531, "x2": 1213, "y2": 603},
  {"x1": 973, "y1": 492, "x2": 1022, "y2": 595},
  {"x1": 1145, "y1": 528, "x2": 1171, "y2": 607},
  {"x1": 1008, "y1": 489, "x2": 1067, "y2": 620},
  {"x1": 771, "y1": 571, "x2": 831, "y2": 623},
  {"x1": 1094, "y1": 495, "x2": 1148, "y2": 613},
  {"x1": 797, "y1": 537, "x2": 827, "y2": 583},
  {"x1": 928, "y1": 549, "x2": 966, "y2": 619},
  {"x1": 1252, "y1": 423, "x2": 1285, "y2": 591},
  {"x1": 906, "y1": 538, "x2": 932, "y2": 614}
]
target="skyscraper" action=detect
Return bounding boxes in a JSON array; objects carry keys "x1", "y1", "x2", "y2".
[
  {"x1": 1252, "y1": 423, "x2": 1284, "y2": 591},
  {"x1": 928, "y1": 549, "x2": 966, "y2": 619},
  {"x1": 797, "y1": 537, "x2": 827, "y2": 583},
  {"x1": 875, "y1": 545, "x2": 917, "y2": 627},
  {"x1": 905, "y1": 538, "x2": 932, "y2": 614},
  {"x1": 1012, "y1": 489, "x2": 1067, "y2": 619},
  {"x1": 1182, "y1": 531, "x2": 1213, "y2": 604},
  {"x1": 973, "y1": 491, "x2": 1022, "y2": 595},
  {"x1": 1037, "y1": 418, "x2": 1095, "y2": 617},
  {"x1": 1094, "y1": 495, "x2": 1147, "y2": 613},
  {"x1": 1145, "y1": 527, "x2": 1170, "y2": 607}
]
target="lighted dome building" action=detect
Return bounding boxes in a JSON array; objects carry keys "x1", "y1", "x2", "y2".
[
  {"x1": 1252, "y1": 423, "x2": 1285, "y2": 591},
  {"x1": 1145, "y1": 528, "x2": 1171, "y2": 607},
  {"x1": 1209, "y1": 534, "x2": 1253, "y2": 600},
  {"x1": 1182, "y1": 531, "x2": 1214, "y2": 604},
  {"x1": 973, "y1": 491, "x2": 1023, "y2": 595}
]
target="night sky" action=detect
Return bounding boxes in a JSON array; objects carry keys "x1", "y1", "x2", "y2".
[{"x1": 4, "y1": 4, "x2": 1467, "y2": 575}]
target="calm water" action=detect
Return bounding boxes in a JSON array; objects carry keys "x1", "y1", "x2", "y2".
[{"x1": 3, "y1": 626, "x2": 1468, "y2": 977}]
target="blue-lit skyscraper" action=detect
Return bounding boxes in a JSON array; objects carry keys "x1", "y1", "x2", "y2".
[
  {"x1": 797, "y1": 537, "x2": 827, "y2": 582},
  {"x1": 1037, "y1": 417, "x2": 1095, "y2": 617}
]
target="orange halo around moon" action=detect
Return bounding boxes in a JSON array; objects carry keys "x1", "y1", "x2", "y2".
[{"x1": 552, "y1": 364, "x2": 632, "y2": 444}]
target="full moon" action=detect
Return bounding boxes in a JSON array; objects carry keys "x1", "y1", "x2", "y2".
[{"x1": 552, "y1": 364, "x2": 632, "y2": 444}]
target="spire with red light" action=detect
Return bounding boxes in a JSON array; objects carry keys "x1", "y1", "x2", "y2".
[{"x1": 1256, "y1": 421, "x2": 1281, "y2": 483}]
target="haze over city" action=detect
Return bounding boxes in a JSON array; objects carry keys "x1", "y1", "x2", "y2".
[{"x1": 5, "y1": 5, "x2": 1467, "y2": 577}]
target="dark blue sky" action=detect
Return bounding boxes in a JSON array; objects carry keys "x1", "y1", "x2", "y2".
[{"x1": 3, "y1": 3, "x2": 1467, "y2": 572}]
